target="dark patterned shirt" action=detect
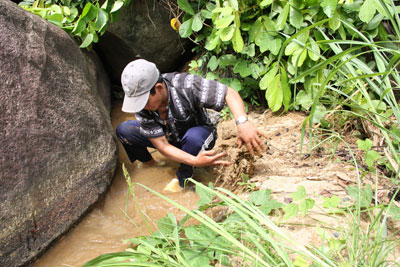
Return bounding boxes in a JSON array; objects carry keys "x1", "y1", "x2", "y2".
[{"x1": 135, "y1": 72, "x2": 228, "y2": 144}]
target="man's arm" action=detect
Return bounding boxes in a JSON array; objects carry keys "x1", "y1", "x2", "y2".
[
  {"x1": 150, "y1": 136, "x2": 230, "y2": 167},
  {"x1": 225, "y1": 87, "x2": 266, "y2": 155}
]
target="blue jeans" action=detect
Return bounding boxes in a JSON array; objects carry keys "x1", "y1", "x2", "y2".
[{"x1": 116, "y1": 120, "x2": 215, "y2": 187}]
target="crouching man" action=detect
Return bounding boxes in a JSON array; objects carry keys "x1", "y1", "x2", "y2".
[{"x1": 116, "y1": 59, "x2": 265, "y2": 191}]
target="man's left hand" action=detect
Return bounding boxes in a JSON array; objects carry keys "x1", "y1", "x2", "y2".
[{"x1": 237, "y1": 122, "x2": 267, "y2": 155}]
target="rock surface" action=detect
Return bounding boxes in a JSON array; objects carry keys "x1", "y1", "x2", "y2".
[
  {"x1": 95, "y1": 0, "x2": 193, "y2": 84},
  {"x1": 0, "y1": 1, "x2": 117, "y2": 266}
]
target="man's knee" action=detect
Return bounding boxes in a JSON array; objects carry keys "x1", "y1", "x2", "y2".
[{"x1": 116, "y1": 121, "x2": 139, "y2": 144}]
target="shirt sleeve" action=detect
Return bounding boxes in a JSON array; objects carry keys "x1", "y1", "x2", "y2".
[
  {"x1": 135, "y1": 112, "x2": 165, "y2": 139},
  {"x1": 183, "y1": 74, "x2": 228, "y2": 112}
]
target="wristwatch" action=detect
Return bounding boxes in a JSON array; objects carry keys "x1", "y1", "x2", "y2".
[{"x1": 235, "y1": 116, "x2": 248, "y2": 125}]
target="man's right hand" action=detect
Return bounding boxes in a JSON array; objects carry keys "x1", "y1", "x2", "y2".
[{"x1": 193, "y1": 150, "x2": 231, "y2": 167}]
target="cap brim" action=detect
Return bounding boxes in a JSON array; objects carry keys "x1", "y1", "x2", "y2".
[{"x1": 121, "y1": 90, "x2": 150, "y2": 113}]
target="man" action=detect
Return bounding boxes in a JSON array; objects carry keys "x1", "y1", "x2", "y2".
[{"x1": 116, "y1": 59, "x2": 265, "y2": 191}]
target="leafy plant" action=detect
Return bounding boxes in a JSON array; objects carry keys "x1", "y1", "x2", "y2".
[
  {"x1": 283, "y1": 185, "x2": 315, "y2": 220},
  {"x1": 19, "y1": 0, "x2": 129, "y2": 48}
]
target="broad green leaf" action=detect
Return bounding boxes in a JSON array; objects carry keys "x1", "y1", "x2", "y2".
[
  {"x1": 285, "y1": 41, "x2": 298, "y2": 56},
  {"x1": 80, "y1": 33, "x2": 94, "y2": 48},
  {"x1": 265, "y1": 74, "x2": 283, "y2": 112},
  {"x1": 293, "y1": 255, "x2": 309, "y2": 267},
  {"x1": 81, "y1": 2, "x2": 92, "y2": 18},
  {"x1": 260, "y1": 0, "x2": 272, "y2": 8},
  {"x1": 283, "y1": 203, "x2": 298, "y2": 220},
  {"x1": 110, "y1": 0, "x2": 124, "y2": 13},
  {"x1": 256, "y1": 32, "x2": 272, "y2": 53},
  {"x1": 230, "y1": 0, "x2": 239, "y2": 11},
  {"x1": 250, "y1": 189, "x2": 272, "y2": 205},
  {"x1": 329, "y1": 14, "x2": 341, "y2": 31},
  {"x1": 387, "y1": 206, "x2": 400, "y2": 220},
  {"x1": 296, "y1": 90, "x2": 313, "y2": 110},
  {"x1": 308, "y1": 37, "x2": 320, "y2": 61},
  {"x1": 157, "y1": 213, "x2": 176, "y2": 235},
  {"x1": 291, "y1": 185, "x2": 307, "y2": 201},
  {"x1": 205, "y1": 30, "x2": 221, "y2": 51},
  {"x1": 260, "y1": 64, "x2": 278, "y2": 90},
  {"x1": 72, "y1": 19, "x2": 86, "y2": 34},
  {"x1": 178, "y1": 0, "x2": 194, "y2": 15},
  {"x1": 196, "y1": 183, "x2": 214, "y2": 206},
  {"x1": 215, "y1": 15, "x2": 235, "y2": 29},
  {"x1": 240, "y1": 43, "x2": 255, "y2": 57},
  {"x1": 218, "y1": 25, "x2": 235, "y2": 41},
  {"x1": 233, "y1": 59, "x2": 252, "y2": 77},
  {"x1": 212, "y1": 7, "x2": 233, "y2": 16},
  {"x1": 359, "y1": 0, "x2": 376, "y2": 23},
  {"x1": 207, "y1": 56, "x2": 218, "y2": 71},
  {"x1": 232, "y1": 27, "x2": 244, "y2": 52},
  {"x1": 323, "y1": 195, "x2": 340, "y2": 208},
  {"x1": 95, "y1": 8, "x2": 108, "y2": 32},
  {"x1": 299, "y1": 198, "x2": 315, "y2": 216},
  {"x1": 270, "y1": 39, "x2": 282, "y2": 55},
  {"x1": 366, "y1": 150, "x2": 380, "y2": 167},
  {"x1": 321, "y1": 0, "x2": 337, "y2": 18},
  {"x1": 276, "y1": 3, "x2": 290, "y2": 31},
  {"x1": 291, "y1": 48, "x2": 307, "y2": 67},
  {"x1": 47, "y1": 13, "x2": 63, "y2": 27},
  {"x1": 201, "y1": 9, "x2": 212, "y2": 19},
  {"x1": 262, "y1": 16, "x2": 277, "y2": 35},
  {"x1": 357, "y1": 139, "x2": 373, "y2": 152},
  {"x1": 185, "y1": 225, "x2": 216, "y2": 246},
  {"x1": 192, "y1": 13, "x2": 203, "y2": 31},
  {"x1": 179, "y1": 18, "x2": 193, "y2": 38},
  {"x1": 345, "y1": 185, "x2": 372, "y2": 208},
  {"x1": 249, "y1": 17, "x2": 263, "y2": 42},
  {"x1": 229, "y1": 79, "x2": 242, "y2": 91},
  {"x1": 289, "y1": 6, "x2": 303, "y2": 28},
  {"x1": 281, "y1": 66, "x2": 291, "y2": 112},
  {"x1": 219, "y1": 54, "x2": 237, "y2": 66},
  {"x1": 62, "y1": 6, "x2": 70, "y2": 16},
  {"x1": 205, "y1": 72, "x2": 218, "y2": 80}
]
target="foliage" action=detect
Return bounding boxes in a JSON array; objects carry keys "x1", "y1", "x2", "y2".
[
  {"x1": 83, "y1": 166, "x2": 400, "y2": 267},
  {"x1": 175, "y1": 0, "x2": 399, "y2": 113},
  {"x1": 18, "y1": 0, "x2": 129, "y2": 48}
]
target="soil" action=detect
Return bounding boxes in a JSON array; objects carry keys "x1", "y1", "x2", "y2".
[{"x1": 208, "y1": 109, "x2": 400, "y2": 254}]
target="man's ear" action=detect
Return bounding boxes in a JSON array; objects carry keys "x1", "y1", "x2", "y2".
[{"x1": 155, "y1": 82, "x2": 165, "y2": 92}]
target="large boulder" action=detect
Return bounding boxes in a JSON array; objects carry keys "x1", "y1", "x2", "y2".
[
  {"x1": 95, "y1": 0, "x2": 193, "y2": 84},
  {"x1": 0, "y1": 1, "x2": 117, "y2": 266}
]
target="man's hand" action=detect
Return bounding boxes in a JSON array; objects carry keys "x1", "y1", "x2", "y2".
[
  {"x1": 193, "y1": 150, "x2": 231, "y2": 167},
  {"x1": 237, "y1": 122, "x2": 267, "y2": 155}
]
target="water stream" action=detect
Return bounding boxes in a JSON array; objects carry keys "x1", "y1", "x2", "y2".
[{"x1": 34, "y1": 101, "x2": 209, "y2": 267}]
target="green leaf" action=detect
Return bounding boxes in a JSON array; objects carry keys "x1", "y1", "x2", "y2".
[
  {"x1": 196, "y1": 183, "x2": 214, "y2": 207},
  {"x1": 281, "y1": 66, "x2": 291, "y2": 112},
  {"x1": 345, "y1": 185, "x2": 372, "y2": 208},
  {"x1": 260, "y1": 0, "x2": 272, "y2": 8},
  {"x1": 233, "y1": 59, "x2": 252, "y2": 77},
  {"x1": 95, "y1": 8, "x2": 108, "y2": 33},
  {"x1": 296, "y1": 90, "x2": 313, "y2": 110},
  {"x1": 260, "y1": 64, "x2": 278, "y2": 90},
  {"x1": 256, "y1": 32, "x2": 272, "y2": 53},
  {"x1": 110, "y1": 0, "x2": 124, "y2": 13},
  {"x1": 365, "y1": 150, "x2": 380, "y2": 168},
  {"x1": 179, "y1": 18, "x2": 193, "y2": 38},
  {"x1": 192, "y1": 13, "x2": 203, "y2": 31},
  {"x1": 359, "y1": 0, "x2": 376, "y2": 23},
  {"x1": 249, "y1": 17, "x2": 263, "y2": 42},
  {"x1": 205, "y1": 30, "x2": 220, "y2": 51},
  {"x1": 283, "y1": 203, "x2": 298, "y2": 220},
  {"x1": 289, "y1": 6, "x2": 303, "y2": 28},
  {"x1": 299, "y1": 198, "x2": 315, "y2": 216},
  {"x1": 232, "y1": 27, "x2": 244, "y2": 52},
  {"x1": 218, "y1": 25, "x2": 235, "y2": 41},
  {"x1": 240, "y1": 43, "x2": 255, "y2": 57},
  {"x1": 157, "y1": 213, "x2": 177, "y2": 235},
  {"x1": 321, "y1": 0, "x2": 337, "y2": 18},
  {"x1": 72, "y1": 19, "x2": 86, "y2": 34},
  {"x1": 293, "y1": 255, "x2": 309, "y2": 267},
  {"x1": 265, "y1": 74, "x2": 283, "y2": 112},
  {"x1": 276, "y1": 3, "x2": 290, "y2": 31},
  {"x1": 387, "y1": 206, "x2": 400, "y2": 220},
  {"x1": 80, "y1": 33, "x2": 94, "y2": 48},
  {"x1": 178, "y1": 0, "x2": 194, "y2": 15},
  {"x1": 207, "y1": 56, "x2": 218, "y2": 71},
  {"x1": 47, "y1": 13, "x2": 63, "y2": 27},
  {"x1": 291, "y1": 185, "x2": 306, "y2": 201},
  {"x1": 201, "y1": 9, "x2": 212, "y2": 19},
  {"x1": 329, "y1": 14, "x2": 341, "y2": 31},
  {"x1": 357, "y1": 139, "x2": 373, "y2": 152},
  {"x1": 291, "y1": 48, "x2": 307, "y2": 67},
  {"x1": 308, "y1": 37, "x2": 320, "y2": 61},
  {"x1": 81, "y1": 2, "x2": 93, "y2": 18},
  {"x1": 323, "y1": 195, "x2": 340, "y2": 209},
  {"x1": 250, "y1": 189, "x2": 272, "y2": 206},
  {"x1": 216, "y1": 15, "x2": 235, "y2": 29},
  {"x1": 262, "y1": 16, "x2": 277, "y2": 35},
  {"x1": 285, "y1": 42, "x2": 298, "y2": 56}
]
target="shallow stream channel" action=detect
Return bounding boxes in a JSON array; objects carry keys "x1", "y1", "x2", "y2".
[{"x1": 34, "y1": 101, "x2": 213, "y2": 267}]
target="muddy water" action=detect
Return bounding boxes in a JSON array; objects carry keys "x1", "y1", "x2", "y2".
[{"x1": 34, "y1": 102, "x2": 211, "y2": 267}]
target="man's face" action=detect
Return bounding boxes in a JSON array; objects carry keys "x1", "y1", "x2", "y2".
[{"x1": 143, "y1": 88, "x2": 163, "y2": 111}]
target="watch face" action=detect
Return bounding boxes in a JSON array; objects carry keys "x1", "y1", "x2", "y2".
[{"x1": 237, "y1": 116, "x2": 248, "y2": 124}]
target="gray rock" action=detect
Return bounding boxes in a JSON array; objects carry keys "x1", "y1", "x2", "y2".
[
  {"x1": 0, "y1": 1, "x2": 117, "y2": 266},
  {"x1": 95, "y1": 0, "x2": 193, "y2": 83}
]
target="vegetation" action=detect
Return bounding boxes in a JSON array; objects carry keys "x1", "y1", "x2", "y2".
[
  {"x1": 82, "y1": 166, "x2": 400, "y2": 266},
  {"x1": 173, "y1": 0, "x2": 400, "y2": 179},
  {"x1": 18, "y1": 0, "x2": 129, "y2": 48}
]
